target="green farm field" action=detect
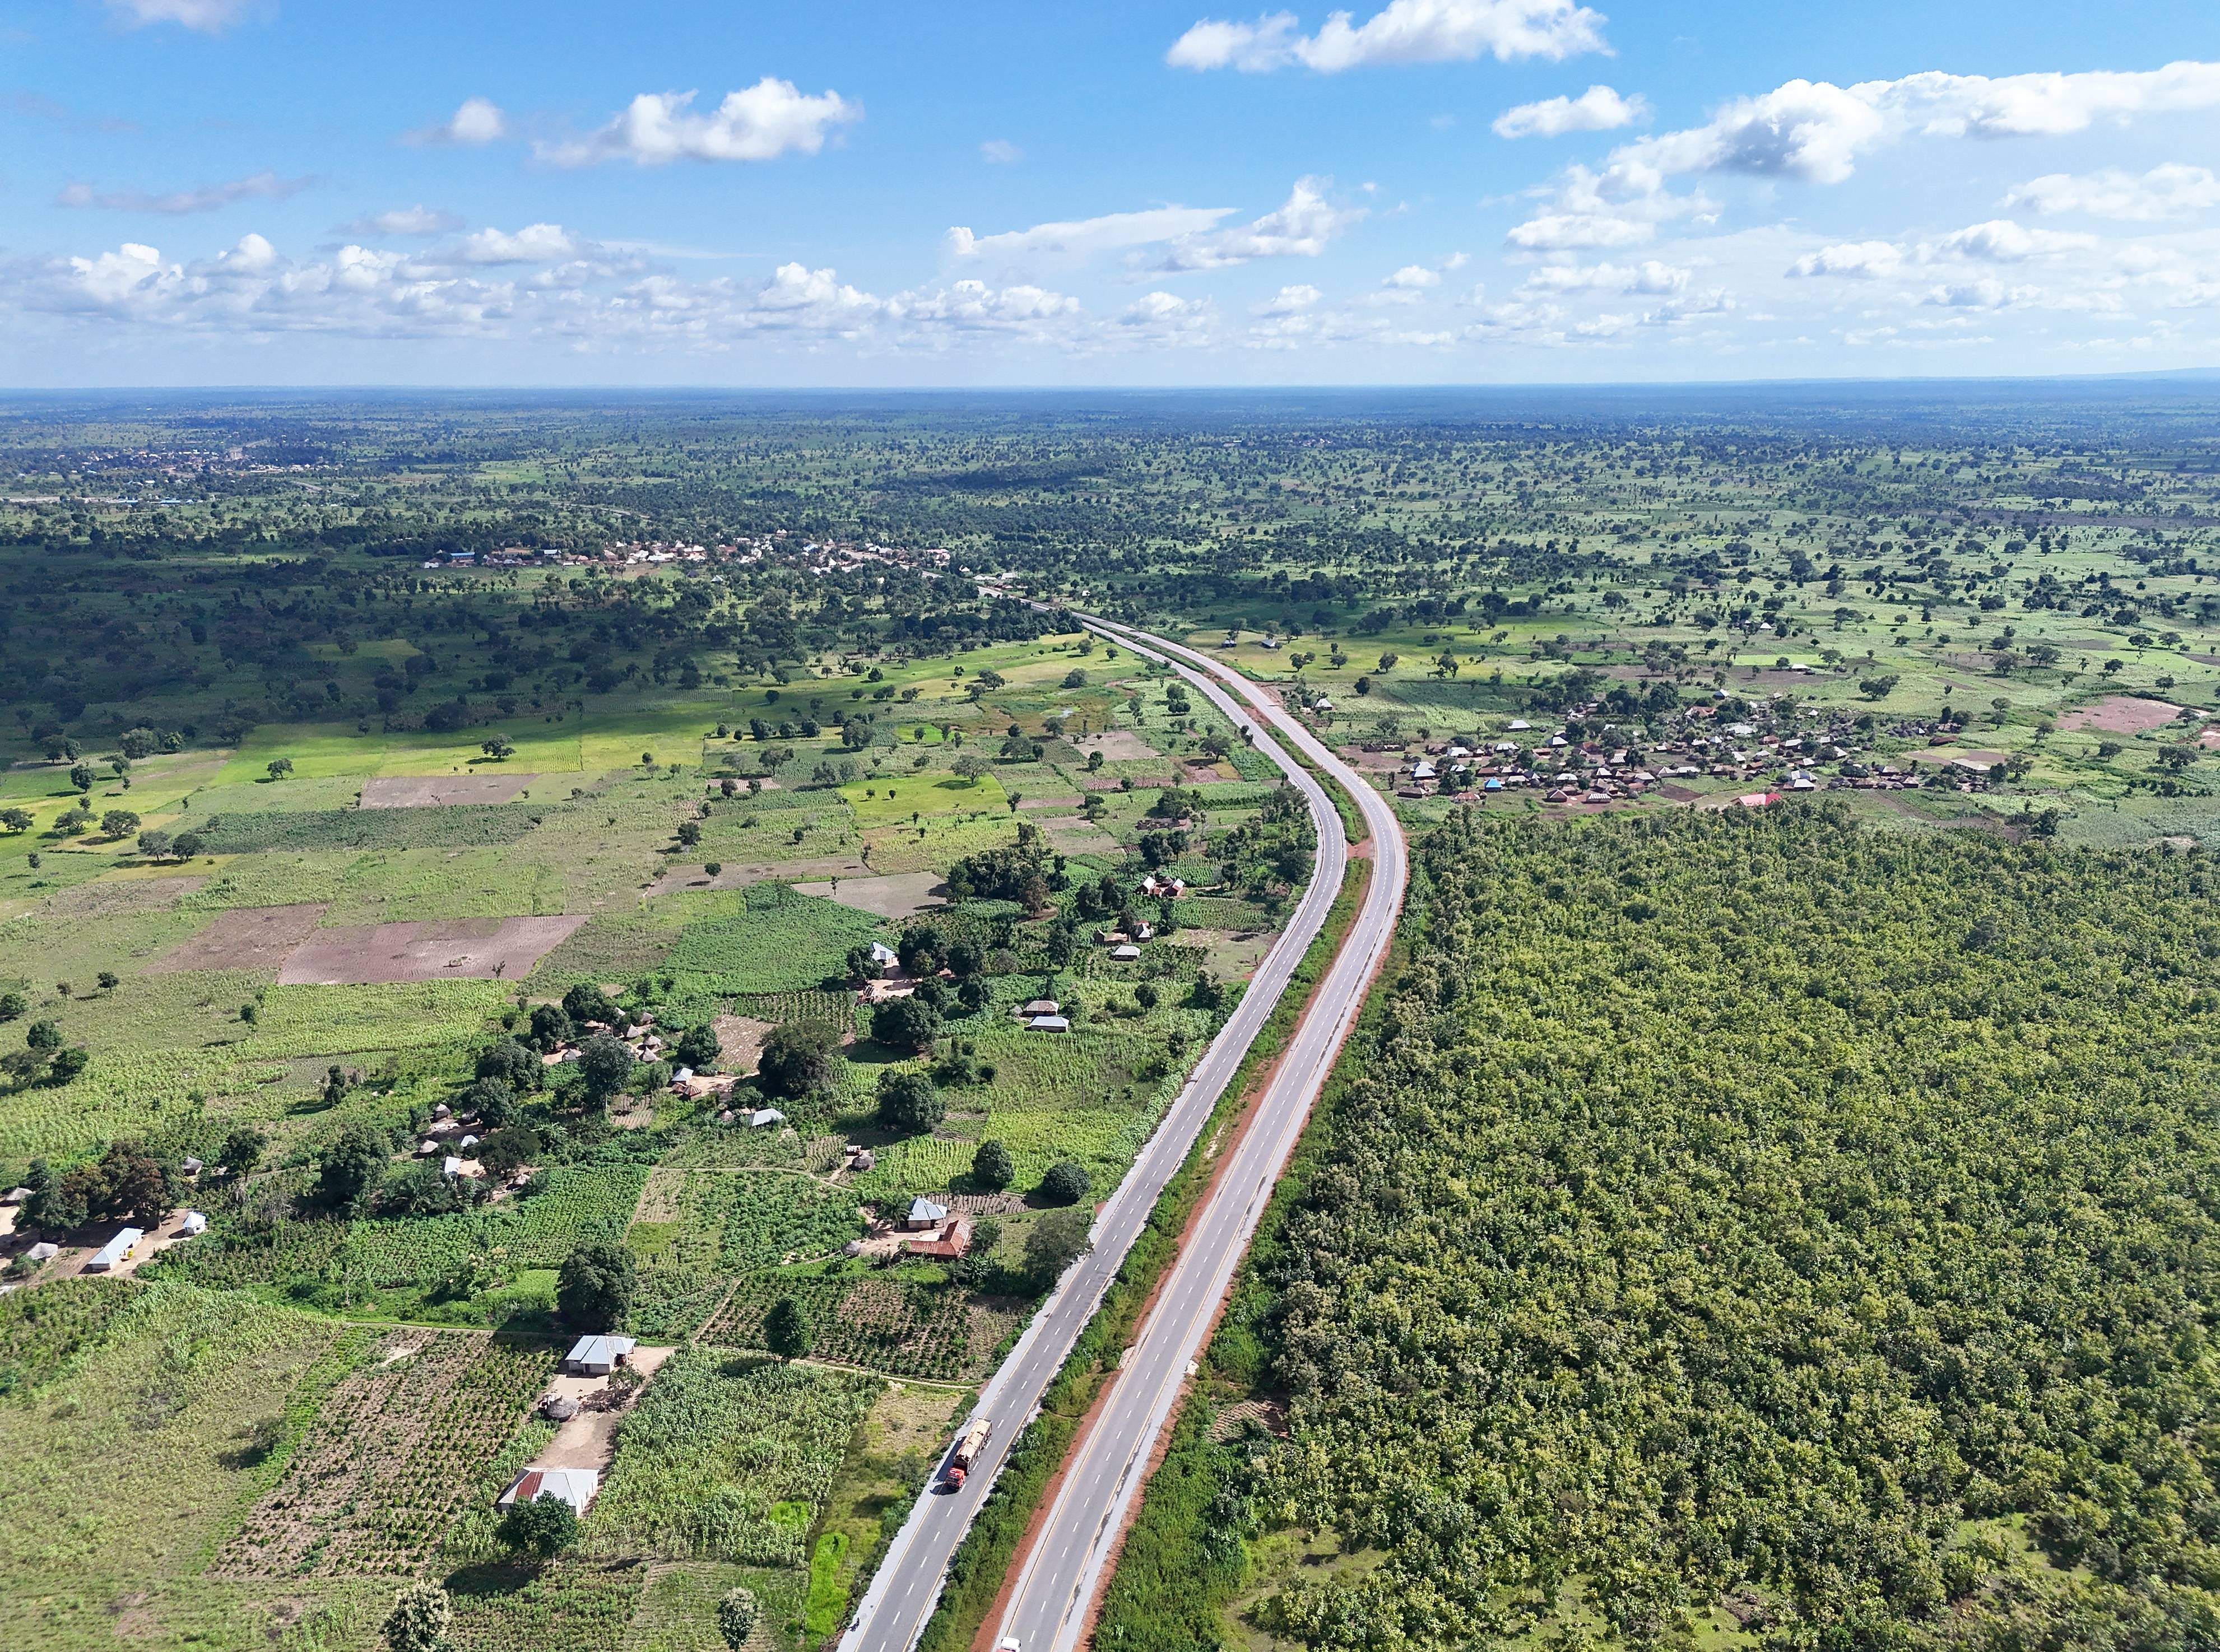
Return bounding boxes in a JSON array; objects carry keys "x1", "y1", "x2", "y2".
[{"x1": 0, "y1": 499, "x2": 1296, "y2": 1649}]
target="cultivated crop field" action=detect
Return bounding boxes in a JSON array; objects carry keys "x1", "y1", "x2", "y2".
[
  {"x1": 0, "y1": 399, "x2": 1349, "y2": 1650},
  {"x1": 219, "y1": 1330, "x2": 555, "y2": 1578}
]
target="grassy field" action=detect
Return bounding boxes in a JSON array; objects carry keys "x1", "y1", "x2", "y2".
[{"x1": 0, "y1": 631, "x2": 1299, "y2": 1649}]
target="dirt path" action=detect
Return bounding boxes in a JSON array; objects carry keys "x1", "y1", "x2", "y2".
[{"x1": 524, "y1": 1344, "x2": 677, "y2": 1472}]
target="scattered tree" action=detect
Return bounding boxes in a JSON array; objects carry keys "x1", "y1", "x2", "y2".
[
  {"x1": 876, "y1": 1069, "x2": 944, "y2": 1135},
  {"x1": 1041, "y1": 1160, "x2": 1092, "y2": 1206},
  {"x1": 556, "y1": 1240, "x2": 636, "y2": 1332},
  {"x1": 764, "y1": 1295, "x2": 811, "y2": 1361}
]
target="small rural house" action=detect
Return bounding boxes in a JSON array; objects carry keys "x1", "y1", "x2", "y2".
[
  {"x1": 907, "y1": 1196, "x2": 949, "y2": 1230},
  {"x1": 1019, "y1": 998, "x2": 1060, "y2": 1018},
  {"x1": 1111, "y1": 944, "x2": 1141, "y2": 961},
  {"x1": 27, "y1": 1241, "x2": 58, "y2": 1262},
  {"x1": 178, "y1": 1211, "x2": 207, "y2": 1236},
  {"x1": 496, "y1": 1467, "x2": 601, "y2": 1515},
  {"x1": 563, "y1": 1334, "x2": 637, "y2": 1376},
  {"x1": 1028, "y1": 1014, "x2": 1072, "y2": 1032},
  {"x1": 442, "y1": 1156, "x2": 464, "y2": 1178},
  {"x1": 906, "y1": 1218, "x2": 974, "y2": 1260},
  {"x1": 869, "y1": 941, "x2": 900, "y2": 973},
  {"x1": 84, "y1": 1227, "x2": 142, "y2": 1272},
  {"x1": 747, "y1": 1107, "x2": 786, "y2": 1129}
]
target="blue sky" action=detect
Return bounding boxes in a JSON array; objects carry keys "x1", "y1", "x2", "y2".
[{"x1": 4, "y1": 0, "x2": 2219, "y2": 385}]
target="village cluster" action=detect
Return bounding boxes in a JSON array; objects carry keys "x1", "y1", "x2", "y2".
[{"x1": 1360, "y1": 693, "x2": 1999, "y2": 810}]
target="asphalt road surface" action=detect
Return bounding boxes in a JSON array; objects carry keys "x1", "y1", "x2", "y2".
[{"x1": 838, "y1": 616, "x2": 1407, "y2": 1652}]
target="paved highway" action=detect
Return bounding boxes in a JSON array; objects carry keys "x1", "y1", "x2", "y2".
[
  {"x1": 990, "y1": 617, "x2": 1408, "y2": 1652},
  {"x1": 838, "y1": 615, "x2": 1406, "y2": 1652}
]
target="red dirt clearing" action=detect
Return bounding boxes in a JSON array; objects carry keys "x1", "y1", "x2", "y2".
[
  {"x1": 149, "y1": 903, "x2": 327, "y2": 973},
  {"x1": 276, "y1": 914, "x2": 588, "y2": 984},
  {"x1": 2059, "y1": 695, "x2": 2188, "y2": 734}
]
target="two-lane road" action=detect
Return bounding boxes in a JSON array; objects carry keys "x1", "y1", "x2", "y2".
[{"x1": 838, "y1": 616, "x2": 1405, "y2": 1652}]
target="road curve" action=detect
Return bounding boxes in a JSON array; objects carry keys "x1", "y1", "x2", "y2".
[
  {"x1": 837, "y1": 618, "x2": 1406, "y2": 1652},
  {"x1": 990, "y1": 617, "x2": 1408, "y2": 1652}
]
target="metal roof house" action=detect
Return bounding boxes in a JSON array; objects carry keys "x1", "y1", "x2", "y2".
[
  {"x1": 496, "y1": 1466, "x2": 601, "y2": 1515},
  {"x1": 563, "y1": 1334, "x2": 637, "y2": 1375},
  {"x1": 84, "y1": 1227, "x2": 143, "y2": 1272},
  {"x1": 1028, "y1": 1014, "x2": 1071, "y2": 1032},
  {"x1": 178, "y1": 1211, "x2": 207, "y2": 1236},
  {"x1": 907, "y1": 1196, "x2": 949, "y2": 1230}
]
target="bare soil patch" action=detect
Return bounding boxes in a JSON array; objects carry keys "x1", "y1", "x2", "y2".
[
  {"x1": 359, "y1": 772, "x2": 541, "y2": 808},
  {"x1": 1039, "y1": 817, "x2": 1120, "y2": 855},
  {"x1": 1070, "y1": 730, "x2": 1160, "y2": 762},
  {"x1": 1178, "y1": 927, "x2": 1275, "y2": 979},
  {"x1": 790, "y1": 871, "x2": 946, "y2": 918},
  {"x1": 528, "y1": 1344, "x2": 677, "y2": 1471},
  {"x1": 149, "y1": 902, "x2": 327, "y2": 973},
  {"x1": 645, "y1": 854, "x2": 870, "y2": 899},
  {"x1": 2060, "y1": 695, "x2": 2186, "y2": 734},
  {"x1": 41, "y1": 874, "x2": 208, "y2": 920},
  {"x1": 1015, "y1": 793, "x2": 1084, "y2": 810},
  {"x1": 276, "y1": 914, "x2": 588, "y2": 984},
  {"x1": 710, "y1": 1015, "x2": 776, "y2": 1075}
]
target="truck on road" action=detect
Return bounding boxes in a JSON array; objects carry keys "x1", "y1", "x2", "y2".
[{"x1": 945, "y1": 1417, "x2": 992, "y2": 1487}]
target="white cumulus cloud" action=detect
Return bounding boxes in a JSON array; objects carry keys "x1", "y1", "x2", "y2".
[
  {"x1": 1786, "y1": 240, "x2": 1903, "y2": 278},
  {"x1": 541, "y1": 79, "x2": 861, "y2": 166},
  {"x1": 454, "y1": 224, "x2": 580, "y2": 265},
  {"x1": 1522, "y1": 259, "x2": 1690, "y2": 294},
  {"x1": 1152, "y1": 177, "x2": 1364, "y2": 271},
  {"x1": 1930, "y1": 219, "x2": 2094, "y2": 262},
  {"x1": 106, "y1": 0, "x2": 252, "y2": 31},
  {"x1": 1167, "y1": 0, "x2": 1606, "y2": 73},
  {"x1": 1493, "y1": 85, "x2": 1648, "y2": 138},
  {"x1": 341, "y1": 206, "x2": 467, "y2": 238},
  {"x1": 1504, "y1": 59, "x2": 2220, "y2": 255},
  {"x1": 979, "y1": 139, "x2": 1023, "y2": 165},
  {"x1": 947, "y1": 206, "x2": 1236, "y2": 263},
  {"x1": 1254, "y1": 283, "x2": 1322, "y2": 314},
  {"x1": 2006, "y1": 163, "x2": 2220, "y2": 221}
]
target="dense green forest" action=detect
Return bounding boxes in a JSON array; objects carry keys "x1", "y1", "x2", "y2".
[{"x1": 1126, "y1": 805, "x2": 2220, "y2": 1651}]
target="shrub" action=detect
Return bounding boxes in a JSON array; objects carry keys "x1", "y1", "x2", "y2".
[
  {"x1": 497, "y1": 1492, "x2": 579, "y2": 1558},
  {"x1": 1040, "y1": 1160, "x2": 1091, "y2": 1207},
  {"x1": 718, "y1": 1586, "x2": 760, "y2": 1650},
  {"x1": 382, "y1": 1580, "x2": 452, "y2": 1652}
]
